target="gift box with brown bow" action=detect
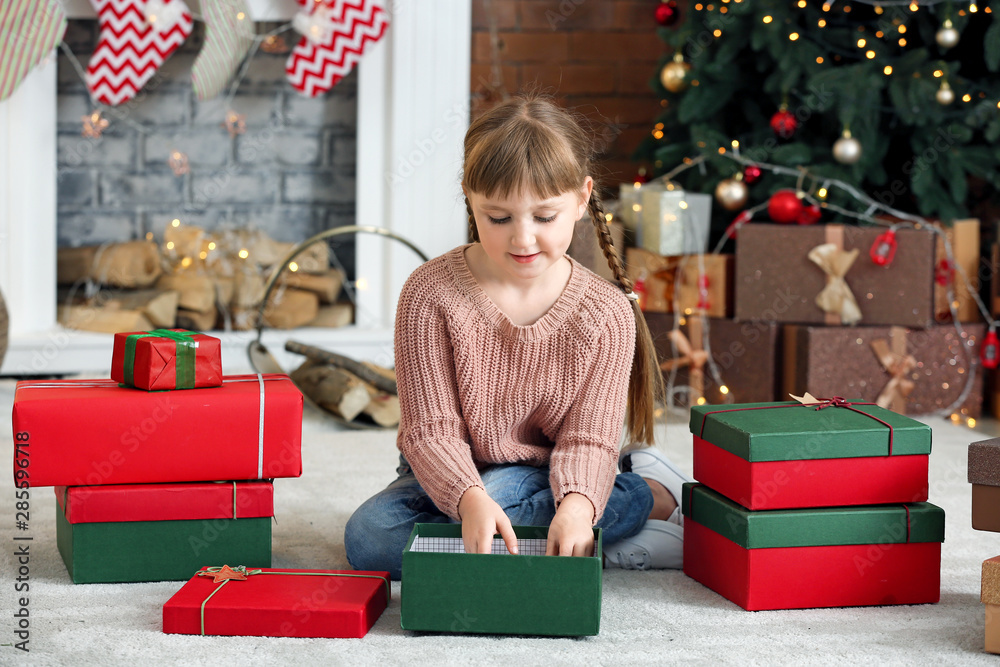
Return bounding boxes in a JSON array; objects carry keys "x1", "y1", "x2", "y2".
[
  {"x1": 782, "y1": 323, "x2": 984, "y2": 418},
  {"x1": 645, "y1": 312, "x2": 779, "y2": 406},
  {"x1": 735, "y1": 223, "x2": 937, "y2": 328},
  {"x1": 626, "y1": 248, "x2": 734, "y2": 318}
]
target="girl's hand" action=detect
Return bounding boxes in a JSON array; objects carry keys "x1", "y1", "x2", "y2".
[
  {"x1": 546, "y1": 492, "x2": 595, "y2": 557},
  {"x1": 457, "y1": 486, "x2": 519, "y2": 555}
]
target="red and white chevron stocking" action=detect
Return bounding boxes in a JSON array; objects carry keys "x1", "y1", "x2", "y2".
[
  {"x1": 85, "y1": 0, "x2": 193, "y2": 106},
  {"x1": 286, "y1": 0, "x2": 388, "y2": 98}
]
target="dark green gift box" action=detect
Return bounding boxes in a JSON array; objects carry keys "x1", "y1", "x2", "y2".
[
  {"x1": 56, "y1": 508, "x2": 271, "y2": 584},
  {"x1": 400, "y1": 524, "x2": 602, "y2": 636},
  {"x1": 690, "y1": 399, "x2": 932, "y2": 509}
]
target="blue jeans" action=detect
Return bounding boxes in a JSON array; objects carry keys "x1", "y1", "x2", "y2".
[{"x1": 344, "y1": 457, "x2": 653, "y2": 579}]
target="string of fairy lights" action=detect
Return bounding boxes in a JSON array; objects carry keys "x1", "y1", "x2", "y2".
[{"x1": 613, "y1": 151, "x2": 985, "y2": 426}]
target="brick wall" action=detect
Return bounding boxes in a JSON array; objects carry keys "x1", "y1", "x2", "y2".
[
  {"x1": 56, "y1": 20, "x2": 357, "y2": 276},
  {"x1": 470, "y1": 0, "x2": 669, "y2": 189}
]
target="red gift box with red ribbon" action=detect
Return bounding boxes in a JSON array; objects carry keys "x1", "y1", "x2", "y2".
[
  {"x1": 682, "y1": 483, "x2": 944, "y2": 611},
  {"x1": 111, "y1": 329, "x2": 223, "y2": 391},
  {"x1": 162, "y1": 566, "x2": 391, "y2": 638},
  {"x1": 56, "y1": 481, "x2": 274, "y2": 523},
  {"x1": 13, "y1": 374, "x2": 302, "y2": 487},
  {"x1": 689, "y1": 396, "x2": 932, "y2": 510}
]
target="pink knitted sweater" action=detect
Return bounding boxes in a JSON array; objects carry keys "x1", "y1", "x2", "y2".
[{"x1": 394, "y1": 244, "x2": 636, "y2": 523}]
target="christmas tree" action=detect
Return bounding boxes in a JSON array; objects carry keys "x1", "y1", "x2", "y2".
[{"x1": 634, "y1": 0, "x2": 1000, "y2": 242}]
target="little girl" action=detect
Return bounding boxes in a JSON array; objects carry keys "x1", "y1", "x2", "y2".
[{"x1": 345, "y1": 95, "x2": 692, "y2": 579}]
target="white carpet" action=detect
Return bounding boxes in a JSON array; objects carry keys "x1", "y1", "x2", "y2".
[{"x1": 1, "y1": 377, "x2": 998, "y2": 666}]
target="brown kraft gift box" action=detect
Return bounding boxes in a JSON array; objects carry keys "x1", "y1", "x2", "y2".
[
  {"x1": 626, "y1": 247, "x2": 734, "y2": 318},
  {"x1": 983, "y1": 556, "x2": 1000, "y2": 654},
  {"x1": 645, "y1": 312, "x2": 779, "y2": 405},
  {"x1": 969, "y1": 438, "x2": 1000, "y2": 532},
  {"x1": 933, "y1": 219, "x2": 980, "y2": 323},
  {"x1": 735, "y1": 223, "x2": 936, "y2": 328},
  {"x1": 783, "y1": 323, "x2": 984, "y2": 418}
]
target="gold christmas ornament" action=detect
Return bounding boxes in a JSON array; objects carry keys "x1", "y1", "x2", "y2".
[
  {"x1": 833, "y1": 129, "x2": 862, "y2": 165},
  {"x1": 936, "y1": 80, "x2": 955, "y2": 105},
  {"x1": 936, "y1": 19, "x2": 960, "y2": 49},
  {"x1": 714, "y1": 176, "x2": 748, "y2": 211},
  {"x1": 660, "y1": 53, "x2": 691, "y2": 93}
]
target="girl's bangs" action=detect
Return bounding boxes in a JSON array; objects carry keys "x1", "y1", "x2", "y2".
[{"x1": 464, "y1": 123, "x2": 583, "y2": 200}]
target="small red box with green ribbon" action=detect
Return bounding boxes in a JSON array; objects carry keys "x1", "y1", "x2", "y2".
[
  {"x1": 690, "y1": 395, "x2": 932, "y2": 510},
  {"x1": 162, "y1": 565, "x2": 391, "y2": 638},
  {"x1": 111, "y1": 329, "x2": 223, "y2": 391}
]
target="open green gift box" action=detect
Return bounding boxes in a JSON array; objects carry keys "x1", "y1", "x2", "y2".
[{"x1": 400, "y1": 523, "x2": 602, "y2": 636}]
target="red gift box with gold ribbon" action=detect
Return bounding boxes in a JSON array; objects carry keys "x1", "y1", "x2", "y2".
[
  {"x1": 111, "y1": 329, "x2": 223, "y2": 391},
  {"x1": 162, "y1": 566, "x2": 391, "y2": 638}
]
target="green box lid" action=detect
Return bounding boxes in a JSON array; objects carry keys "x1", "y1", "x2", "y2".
[
  {"x1": 681, "y1": 483, "x2": 945, "y2": 549},
  {"x1": 689, "y1": 399, "x2": 931, "y2": 462}
]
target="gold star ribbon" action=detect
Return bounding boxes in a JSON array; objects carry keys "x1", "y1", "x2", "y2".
[
  {"x1": 660, "y1": 315, "x2": 709, "y2": 403},
  {"x1": 870, "y1": 327, "x2": 917, "y2": 414},
  {"x1": 808, "y1": 242, "x2": 862, "y2": 325}
]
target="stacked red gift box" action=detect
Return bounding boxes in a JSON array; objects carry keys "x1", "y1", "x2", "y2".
[
  {"x1": 12, "y1": 329, "x2": 391, "y2": 638},
  {"x1": 12, "y1": 329, "x2": 303, "y2": 584},
  {"x1": 682, "y1": 395, "x2": 946, "y2": 611}
]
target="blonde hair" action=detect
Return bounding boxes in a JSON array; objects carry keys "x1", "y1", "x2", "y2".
[{"x1": 461, "y1": 95, "x2": 664, "y2": 446}]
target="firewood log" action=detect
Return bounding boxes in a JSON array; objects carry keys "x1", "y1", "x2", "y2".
[
  {"x1": 284, "y1": 340, "x2": 397, "y2": 394},
  {"x1": 175, "y1": 307, "x2": 218, "y2": 332},
  {"x1": 57, "y1": 241, "x2": 163, "y2": 288},
  {"x1": 277, "y1": 269, "x2": 344, "y2": 303},
  {"x1": 262, "y1": 288, "x2": 319, "y2": 329},
  {"x1": 155, "y1": 274, "x2": 216, "y2": 313},
  {"x1": 290, "y1": 362, "x2": 370, "y2": 422},
  {"x1": 308, "y1": 303, "x2": 353, "y2": 328}
]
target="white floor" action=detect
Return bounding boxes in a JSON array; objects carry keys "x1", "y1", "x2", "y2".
[{"x1": 1, "y1": 378, "x2": 998, "y2": 665}]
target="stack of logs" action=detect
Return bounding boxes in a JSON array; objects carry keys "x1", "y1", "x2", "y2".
[
  {"x1": 286, "y1": 340, "x2": 400, "y2": 428},
  {"x1": 56, "y1": 224, "x2": 353, "y2": 333}
]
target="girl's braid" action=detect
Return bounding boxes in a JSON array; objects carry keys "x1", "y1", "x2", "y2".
[
  {"x1": 465, "y1": 197, "x2": 478, "y2": 242},
  {"x1": 586, "y1": 189, "x2": 633, "y2": 294}
]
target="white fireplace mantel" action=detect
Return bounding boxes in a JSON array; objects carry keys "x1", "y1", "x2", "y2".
[{"x1": 0, "y1": 0, "x2": 469, "y2": 375}]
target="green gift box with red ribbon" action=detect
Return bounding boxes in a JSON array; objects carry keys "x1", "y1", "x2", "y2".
[
  {"x1": 111, "y1": 329, "x2": 223, "y2": 391},
  {"x1": 682, "y1": 483, "x2": 944, "y2": 611},
  {"x1": 690, "y1": 397, "x2": 932, "y2": 510}
]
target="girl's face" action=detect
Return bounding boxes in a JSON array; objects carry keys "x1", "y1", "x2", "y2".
[{"x1": 467, "y1": 178, "x2": 593, "y2": 286}]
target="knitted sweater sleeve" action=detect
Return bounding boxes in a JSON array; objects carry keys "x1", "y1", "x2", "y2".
[
  {"x1": 393, "y1": 267, "x2": 484, "y2": 521},
  {"x1": 549, "y1": 296, "x2": 636, "y2": 523}
]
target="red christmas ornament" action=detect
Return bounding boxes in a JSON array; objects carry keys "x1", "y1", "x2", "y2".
[
  {"x1": 770, "y1": 108, "x2": 798, "y2": 139},
  {"x1": 981, "y1": 328, "x2": 1000, "y2": 370},
  {"x1": 870, "y1": 229, "x2": 898, "y2": 267},
  {"x1": 767, "y1": 189, "x2": 804, "y2": 224},
  {"x1": 797, "y1": 203, "x2": 822, "y2": 225},
  {"x1": 935, "y1": 258, "x2": 955, "y2": 286},
  {"x1": 696, "y1": 273, "x2": 711, "y2": 311},
  {"x1": 743, "y1": 164, "x2": 762, "y2": 185},
  {"x1": 634, "y1": 275, "x2": 647, "y2": 311},
  {"x1": 655, "y1": 1, "x2": 680, "y2": 26}
]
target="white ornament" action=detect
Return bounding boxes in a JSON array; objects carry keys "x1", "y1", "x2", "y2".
[
  {"x1": 936, "y1": 81, "x2": 955, "y2": 105},
  {"x1": 936, "y1": 19, "x2": 960, "y2": 49},
  {"x1": 833, "y1": 131, "x2": 862, "y2": 165},
  {"x1": 144, "y1": 0, "x2": 189, "y2": 33},
  {"x1": 293, "y1": 4, "x2": 337, "y2": 45}
]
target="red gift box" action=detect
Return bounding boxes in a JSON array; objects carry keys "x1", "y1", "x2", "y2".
[
  {"x1": 56, "y1": 481, "x2": 274, "y2": 523},
  {"x1": 163, "y1": 566, "x2": 391, "y2": 638},
  {"x1": 682, "y1": 484, "x2": 944, "y2": 611},
  {"x1": 13, "y1": 374, "x2": 302, "y2": 487},
  {"x1": 690, "y1": 400, "x2": 932, "y2": 510},
  {"x1": 111, "y1": 329, "x2": 223, "y2": 391}
]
